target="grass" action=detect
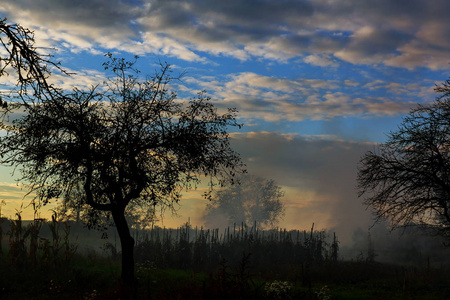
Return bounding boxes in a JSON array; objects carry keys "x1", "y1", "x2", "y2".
[
  {"x1": 0, "y1": 252, "x2": 121, "y2": 299},
  {"x1": 1, "y1": 255, "x2": 450, "y2": 299},
  {"x1": 1, "y1": 214, "x2": 450, "y2": 299}
]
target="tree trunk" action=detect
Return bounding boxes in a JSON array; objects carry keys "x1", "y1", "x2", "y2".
[{"x1": 112, "y1": 208, "x2": 135, "y2": 297}]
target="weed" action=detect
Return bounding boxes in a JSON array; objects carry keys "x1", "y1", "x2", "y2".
[
  {"x1": 264, "y1": 280, "x2": 293, "y2": 300},
  {"x1": 83, "y1": 289, "x2": 99, "y2": 300},
  {"x1": 315, "y1": 285, "x2": 331, "y2": 300},
  {"x1": 7, "y1": 210, "x2": 29, "y2": 265}
]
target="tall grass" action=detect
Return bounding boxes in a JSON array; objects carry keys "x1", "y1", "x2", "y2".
[
  {"x1": 0, "y1": 211, "x2": 120, "y2": 299},
  {"x1": 1, "y1": 210, "x2": 77, "y2": 268},
  {"x1": 133, "y1": 222, "x2": 339, "y2": 272}
]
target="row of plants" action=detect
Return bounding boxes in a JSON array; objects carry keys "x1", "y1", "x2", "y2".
[
  {"x1": 0, "y1": 211, "x2": 113, "y2": 299},
  {"x1": 132, "y1": 223, "x2": 340, "y2": 272},
  {"x1": 0, "y1": 210, "x2": 338, "y2": 271},
  {"x1": 0, "y1": 211, "x2": 77, "y2": 268}
]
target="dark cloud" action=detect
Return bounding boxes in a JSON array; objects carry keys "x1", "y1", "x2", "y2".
[
  {"x1": 351, "y1": 28, "x2": 412, "y2": 56},
  {"x1": 135, "y1": 0, "x2": 450, "y2": 68},
  {"x1": 4, "y1": 0, "x2": 142, "y2": 30},
  {"x1": 1, "y1": 0, "x2": 449, "y2": 68},
  {"x1": 180, "y1": 0, "x2": 315, "y2": 28}
]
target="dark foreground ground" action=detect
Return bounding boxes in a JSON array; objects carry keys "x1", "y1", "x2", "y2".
[
  {"x1": 1, "y1": 254, "x2": 449, "y2": 300},
  {"x1": 2, "y1": 217, "x2": 450, "y2": 299}
]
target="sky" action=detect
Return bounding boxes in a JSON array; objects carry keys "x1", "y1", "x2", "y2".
[{"x1": 0, "y1": 0, "x2": 450, "y2": 244}]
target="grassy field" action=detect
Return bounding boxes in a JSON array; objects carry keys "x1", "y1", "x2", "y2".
[
  {"x1": 1, "y1": 256, "x2": 450, "y2": 299},
  {"x1": 1, "y1": 215, "x2": 450, "y2": 299}
]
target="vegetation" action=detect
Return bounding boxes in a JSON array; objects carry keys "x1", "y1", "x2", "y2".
[
  {"x1": 1, "y1": 212, "x2": 450, "y2": 299},
  {"x1": 358, "y1": 79, "x2": 450, "y2": 241},
  {"x1": 133, "y1": 223, "x2": 337, "y2": 271},
  {"x1": 203, "y1": 174, "x2": 285, "y2": 229}
]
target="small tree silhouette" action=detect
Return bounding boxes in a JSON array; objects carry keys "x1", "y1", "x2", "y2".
[{"x1": 204, "y1": 174, "x2": 285, "y2": 229}]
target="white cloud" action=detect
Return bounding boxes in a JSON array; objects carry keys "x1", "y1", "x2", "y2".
[
  {"x1": 183, "y1": 73, "x2": 425, "y2": 122},
  {"x1": 48, "y1": 68, "x2": 108, "y2": 91},
  {"x1": 344, "y1": 80, "x2": 359, "y2": 87},
  {"x1": 120, "y1": 32, "x2": 204, "y2": 62},
  {"x1": 304, "y1": 54, "x2": 339, "y2": 67}
]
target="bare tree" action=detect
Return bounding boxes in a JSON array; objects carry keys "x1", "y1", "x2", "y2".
[
  {"x1": 0, "y1": 19, "x2": 245, "y2": 293},
  {"x1": 357, "y1": 78, "x2": 450, "y2": 240},
  {"x1": 203, "y1": 174, "x2": 285, "y2": 229}
]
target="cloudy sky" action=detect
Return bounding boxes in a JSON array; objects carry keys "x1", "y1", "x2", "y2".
[{"x1": 1, "y1": 0, "x2": 449, "y2": 243}]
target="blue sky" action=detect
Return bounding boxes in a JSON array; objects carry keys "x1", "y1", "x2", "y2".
[{"x1": 1, "y1": 0, "x2": 450, "y2": 243}]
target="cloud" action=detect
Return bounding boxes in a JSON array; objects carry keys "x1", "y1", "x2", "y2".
[
  {"x1": 48, "y1": 68, "x2": 108, "y2": 91},
  {"x1": 119, "y1": 32, "x2": 204, "y2": 62},
  {"x1": 182, "y1": 72, "x2": 429, "y2": 122},
  {"x1": 0, "y1": 0, "x2": 142, "y2": 51},
  {"x1": 304, "y1": 54, "x2": 339, "y2": 67},
  {"x1": 1, "y1": 0, "x2": 450, "y2": 69},
  {"x1": 334, "y1": 26, "x2": 410, "y2": 64},
  {"x1": 0, "y1": 181, "x2": 50, "y2": 219}
]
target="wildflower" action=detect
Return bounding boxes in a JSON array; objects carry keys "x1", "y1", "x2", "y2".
[
  {"x1": 265, "y1": 280, "x2": 292, "y2": 300},
  {"x1": 315, "y1": 285, "x2": 331, "y2": 300}
]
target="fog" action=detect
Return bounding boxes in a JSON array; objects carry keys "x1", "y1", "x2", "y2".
[
  {"x1": 228, "y1": 131, "x2": 375, "y2": 245},
  {"x1": 342, "y1": 222, "x2": 450, "y2": 267}
]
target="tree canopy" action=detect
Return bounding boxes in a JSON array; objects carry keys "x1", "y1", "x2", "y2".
[
  {"x1": 203, "y1": 174, "x2": 285, "y2": 229},
  {"x1": 357, "y1": 79, "x2": 450, "y2": 241}
]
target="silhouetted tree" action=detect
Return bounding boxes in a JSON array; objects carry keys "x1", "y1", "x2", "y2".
[
  {"x1": 204, "y1": 175, "x2": 285, "y2": 228},
  {"x1": 0, "y1": 19, "x2": 245, "y2": 292},
  {"x1": 358, "y1": 78, "x2": 450, "y2": 241}
]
